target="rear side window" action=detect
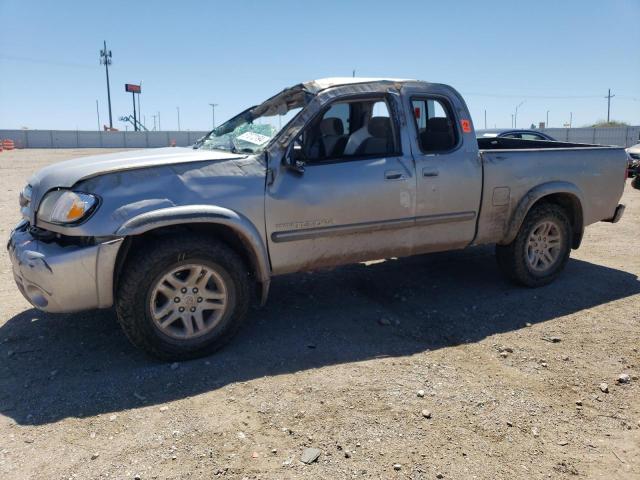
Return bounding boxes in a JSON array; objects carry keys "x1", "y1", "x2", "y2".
[
  {"x1": 411, "y1": 98, "x2": 458, "y2": 153},
  {"x1": 521, "y1": 133, "x2": 545, "y2": 140}
]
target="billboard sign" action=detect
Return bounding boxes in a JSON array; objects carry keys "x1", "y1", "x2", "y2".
[{"x1": 125, "y1": 83, "x2": 141, "y2": 93}]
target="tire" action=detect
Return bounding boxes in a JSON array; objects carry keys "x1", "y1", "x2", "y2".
[
  {"x1": 632, "y1": 175, "x2": 640, "y2": 190},
  {"x1": 496, "y1": 203, "x2": 572, "y2": 287},
  {"x1": 115, "y1": 235, "x2": 251, "y2": 360}
]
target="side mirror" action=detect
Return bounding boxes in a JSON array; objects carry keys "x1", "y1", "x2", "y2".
[{"x1": 283, "y1": 139, "x2": 305, "y2": 175}]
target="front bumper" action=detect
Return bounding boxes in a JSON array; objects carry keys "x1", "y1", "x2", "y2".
[{"x1": 7, "y1": 221, "x2": 124, "y2": 313}]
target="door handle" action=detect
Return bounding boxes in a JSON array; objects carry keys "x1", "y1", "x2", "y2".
[
  {"x1": 422, "y1": 168, "x2": 439, "y2": 177},
  {"x1": 385, "y1": 170, "x2": 405, "y2": 180}
]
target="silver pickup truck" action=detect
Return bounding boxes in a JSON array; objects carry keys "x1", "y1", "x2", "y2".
[{"x1": 8, "y1": 78, "x2": 627, "y2": 359}]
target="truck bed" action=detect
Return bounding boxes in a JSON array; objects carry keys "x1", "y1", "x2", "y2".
[{"x1": 474, "y1": 140, "x2": 628, "y2": 246}]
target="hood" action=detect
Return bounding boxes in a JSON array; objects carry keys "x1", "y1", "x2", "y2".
[
  {"x1": 30, "y1": 147, "x2": 245, "y2": 188},
  {"x1": 627, "y1": 143, "x2": 640, "y2": 155},
  {"x1": 27, "y1": 147, "x2": 246, "y2": 213}
]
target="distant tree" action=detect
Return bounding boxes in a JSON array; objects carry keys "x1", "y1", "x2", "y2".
[
  {"x1": 591, "y1": 120, "x2": 629, "y2": 128},
  {"x1": 530, "y1": 123, "x2": 536, "y2": 129}
]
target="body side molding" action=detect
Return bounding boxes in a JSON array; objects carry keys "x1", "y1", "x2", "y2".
[{"x1": 271, "y1": 211, "x2": 476, "y2": 243}]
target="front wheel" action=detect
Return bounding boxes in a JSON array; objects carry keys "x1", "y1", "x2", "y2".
[
  {"x1": 115, "y1": 235, "x2": 250, "y2": 360},
  {"x1": 496, "y1": 203, "x2": 572, "y2": 287}
]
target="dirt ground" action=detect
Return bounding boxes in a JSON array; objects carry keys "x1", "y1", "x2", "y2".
[{"x1": 0, "y1": 148, "x2": 638, "y2": 480}]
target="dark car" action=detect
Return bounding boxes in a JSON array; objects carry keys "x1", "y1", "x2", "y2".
[
  {"x1": 626, "y1": 143, "x2": 640, "y2": 177},
  {"x1": 477, "y1": 129, "x2": 556, "y2": 141}
]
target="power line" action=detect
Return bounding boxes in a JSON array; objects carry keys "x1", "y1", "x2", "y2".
[{"x1": 0, "y1": 54, "x2": 95, "y2": 69}]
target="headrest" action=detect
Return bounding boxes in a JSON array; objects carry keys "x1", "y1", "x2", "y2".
[
  {"x1": 368, "y1": 116, "x2": 391, "y2": 137},
  {"x1": 427, "y1": 117, "x2": 452, "y2": 133},
  {"x1": 320, "y1": 117, "x2": 344, "y2": 136}
]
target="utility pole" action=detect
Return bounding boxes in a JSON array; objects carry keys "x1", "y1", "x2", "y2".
[
  {"x1": 546, "y1": 110, "x2": 549, "y2": 128},
  {"x1": 152, "y1": 114, "x2": 157, "y2": 131},
  {"x1": 209, "y1": 103, "x2": 218, "y2": 129},
  {"x1": 511, "y1": 114, "x2": 514, "y2": 128},
  {"x1": 177, "y1": 107, "x2": 181, "y2": 131},
  {"x1": 605, "y1": 89, "x2": 615, "y2": 122},
  {"x1": 96, "y1": 99, "x2": 100, "y2": 131},
  {"x1": 158, "y1": 111, "x2": 161, "y2": 131},
  {"x1": 352, "y1": 69, "x2": 356, "y2": 77},
  {"x1": 138, "y1": 80, "x2": 143, "y2": 129},
  {"x1": 99, "y1": 41, "x2": 113, "y2": 129},
  {"x1": 569, "y1": 112, "x2": 573, "y2": 128},
  {"x1": 484, "y1": 109, "x2": 487, "y2": 129},
  {"x1": 131, "y1": 90, "x2": 137, "y2": 131}
]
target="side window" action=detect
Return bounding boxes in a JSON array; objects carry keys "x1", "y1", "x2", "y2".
[
  {"x1": 300, "y1": 98, "x2": 399, "y2": 163},
  {"x1": 521, "y1": 133, "x2": 543, "y2": 140},
  {"x1": 411, "y1": 98, "x2": 458, "y2": 153}
]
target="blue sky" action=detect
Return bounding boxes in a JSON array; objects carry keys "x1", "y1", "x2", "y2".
[{"x1": 1, "y1": 0, "x2": 639, "y2": 131}]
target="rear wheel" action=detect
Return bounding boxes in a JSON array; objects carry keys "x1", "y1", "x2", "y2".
[
  {"x1": 496, "y1": 203, "x2": 572, "y2": 287},
  {"x1": 115, "y1": 235, "x2": 250, "y2": 360}
]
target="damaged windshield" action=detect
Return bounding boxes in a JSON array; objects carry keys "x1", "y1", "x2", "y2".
[{"x1": 194, "y1": 86, "x2": 308, "y2": 153}]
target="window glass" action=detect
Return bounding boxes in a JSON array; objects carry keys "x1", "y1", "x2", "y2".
[
  {"x1": 323, "y1": 103, "x2": 350, "y2": 135},
  {"x1": 412, "y1": 98, "x2": 458, "y2": 152},
  {"x1": 372, "y1": 101, "x2": 390, "y2": 117},
  {"x1": 296, "y1": 98, "x2": 398, "y2": 163},
  {"x1": 521, "y1": 133, "x2": 543, "y2": 140}
]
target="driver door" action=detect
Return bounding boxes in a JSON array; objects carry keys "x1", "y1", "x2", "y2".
[{"x1": 265, "y1": 94, "x2": 416, "y2": 274}]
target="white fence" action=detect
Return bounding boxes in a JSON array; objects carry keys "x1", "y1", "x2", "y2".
[
  {"x1": 0, "y1": 130, "x2": 209, "y2": 149},
  {"x1": 0, "y1": 126, "x2": 639, "y2": 149},
  {"x1": 540, "y1": 126, "x2": 640, "y2": 147}
]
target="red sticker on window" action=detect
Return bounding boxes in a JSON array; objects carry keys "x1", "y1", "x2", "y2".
[
  {"x1": 414, "y1": 107, "x2": 421, "y2": 119},
  {"x1": 461, "y1": 119, "x2": 472, "y2": 133}
]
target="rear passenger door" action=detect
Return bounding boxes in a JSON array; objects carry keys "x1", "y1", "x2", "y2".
[{"x1": 403, "y1": 87, "x2": 482, "y2": 253}]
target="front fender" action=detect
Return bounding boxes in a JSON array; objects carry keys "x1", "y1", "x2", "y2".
[
  {"x1": 501, "y1": 181, "x2": 586, "y2": 246},
  {"x1": 116, "y1": 205, "x2": 271, "y2": 284}
]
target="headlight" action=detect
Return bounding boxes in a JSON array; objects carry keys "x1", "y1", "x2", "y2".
[{"x1": 37, "y1": 190, "x2": 98, "y2": 225}]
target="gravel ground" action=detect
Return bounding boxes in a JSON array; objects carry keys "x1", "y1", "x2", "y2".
[{"x1": 0, "y1": 148, "x2": 638, "y2": 480}]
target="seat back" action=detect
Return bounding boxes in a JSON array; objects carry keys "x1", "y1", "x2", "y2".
[
  {"x1": 355, "y1": 117, "x2": 393, "y2": 156},
  {"x1": 419, "y1": 117, "x2": 456, "y2": 151}
]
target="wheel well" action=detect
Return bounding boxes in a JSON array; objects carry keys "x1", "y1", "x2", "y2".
[
  {"x1": 532, "y1": 193, "x2": 584, "y2": 249},
  {"x1": 113, "y1": 223, "x2": 264, "y2": 300}
]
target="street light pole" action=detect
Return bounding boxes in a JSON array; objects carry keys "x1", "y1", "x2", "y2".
[
  {"x1": 177, "y1": 107, "x2": 181, "y2": 131},
  {"x1": 514, "y1": 101, "x2": 524, "y2": 129},
  {"x1": 546, "y1": 110, "x2": 549, "y2": 128},
  {"x1": 209, "y1": 103, "x2": 219, "y2": 129}
]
